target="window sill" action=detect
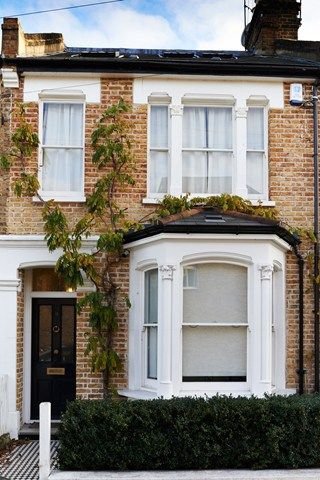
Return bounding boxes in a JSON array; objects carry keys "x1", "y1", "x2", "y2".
[
  {"x1": 118, "y1": 389, "x2": 159, "y2": 400},
  {"x1": 142, "y1": 197, "x2": 276, "y2": 207},
  {"x1": 33, "y1": 193, "x2": 86, "y2": 203}
]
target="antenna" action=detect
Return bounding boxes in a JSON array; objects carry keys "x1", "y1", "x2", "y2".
[{"x1": 243, "y1": 0, "x2": 255, "y2": 31}]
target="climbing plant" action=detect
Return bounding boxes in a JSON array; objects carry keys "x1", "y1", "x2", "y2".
[{"x1": 1, "y1": 99, "x2": 136, "y2": 397}]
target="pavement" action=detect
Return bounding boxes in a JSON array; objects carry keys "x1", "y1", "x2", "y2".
[
  {"x1": 48, "y1": 470, "x2": 320, "y2": 480},
  {"x1": 2, "y1": 441, "x2": 320, "y2": 480}
]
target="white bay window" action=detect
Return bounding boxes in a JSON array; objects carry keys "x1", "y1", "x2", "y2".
[
  {"x1": 38, "y1": 90, "x2": 85, "y2": 202},
  {"x1": 125, "y1": 227, "x2": 291, "y2": 399}
]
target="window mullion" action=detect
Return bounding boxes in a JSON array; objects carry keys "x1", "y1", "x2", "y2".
[
  {"x1": 234, "y1": 105, "x2": 248, "y2": 197},
  {"x1": 169, "y1": 105, "x2": 183, "y2": 195}
]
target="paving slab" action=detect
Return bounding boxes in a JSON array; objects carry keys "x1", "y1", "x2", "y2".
[{"x1": 49, "y1": 468, "x2": 320, "y2": 480}]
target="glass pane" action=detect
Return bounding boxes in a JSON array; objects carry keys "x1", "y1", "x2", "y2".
[
  {"x1": 39, "y1": 305, "x2": 52, "y2": 362},
  {"x1": 182, "y1": 326, "x2": 247, "y2": 381},
  {"x1": 182, "y1": 151, "x2": 207, "y2": 193},
  {"x1": 145, "y1": 269, "x2": 158, "y2": 324},
  {"x1": 61, "y1": 305, "x2": 75, "y2": 363},
  {"x1": 247, "y1": 151, "x2": 264, "y2": 195},
  {"x1": 150, "y1": 106, "x2": 168, "y2": 148},
  {"x1": 183, "y1": 267, "x2": 197, "y2": 288},
  {"x1": 147, "y1": 326, "x2": 157, "y2": 379},
  {"x1": 43, "y1": 103, "x2": 83, "y2": 146},
  {"x1": 247, "y1": 108, "x2": 264, "y2": 150},
  {"x1": 42, "y1": 148, "x2": 83, "y2": 192},
  {"x1": 150, "y1": 151, "x2": 168, "y2": 193},
  {"x1": 183, "y1": 264, "x2": 247, "y2": 324},
  {"x1": 183, "y1": 107, "x2": 232, "y2": 150},
  {"x1": 208, "y1": 152, "x2": 232, "y2": 194},
  {"x1": 207, "y1": 107, "x2": 233, "y2": 150},
  {"x1": 33, "y1": 268, "x2": 66, "y2": 292},
  {"x1": 183, "y1": 107, "x2": 207, "y2": 148}
]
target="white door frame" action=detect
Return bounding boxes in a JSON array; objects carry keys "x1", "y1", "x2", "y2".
[{"x1": 22, "y1": 267, "x2": 76, "y2": 424}]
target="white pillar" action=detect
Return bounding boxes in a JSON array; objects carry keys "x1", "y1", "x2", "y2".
[
  {"x1": 0, "y1": 279, "x2": 21, "y2": 438},
  {"x1": 259, "y1": 264, "x2": 273, "y2": 392},
  {"x1": 234, "y1": 105, "x2": 248, "y2": 197},
  {"x1": 169, "y1": 105, "x2": 183, "y2": 196},
  {"x1": 39, "y1": 402, "x2": 51, "y2": 480},
  {"x1": 158, "y1": 265, "x2": 175, "y2": 397}
]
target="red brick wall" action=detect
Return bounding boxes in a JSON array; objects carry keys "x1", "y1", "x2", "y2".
[{"x1": 269, "y1": 83, "x2": 315, "y2": 392}]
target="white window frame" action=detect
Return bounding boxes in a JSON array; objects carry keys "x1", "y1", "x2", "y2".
[
  {"x1": 148, "y1": 94, "x2": 171, "y2": 199},
  {"x1": 181, "y1": 105, "x2": 234, "y2": 195},
  {"x1": 179, "y1": 260, "x2": 250, "y2": 393},
  {"x1": 37, "y1": 90, "x2": 86, "y2": 202},
  {"x1": 142, "y1": 267, "x2": 159, "y2": 389},
  {"x1": 146, "y1": 93, "x2": 270, "y2": 204},
  {"x1": 246, "y1": 96, "x2": 269, "y2": 201}
]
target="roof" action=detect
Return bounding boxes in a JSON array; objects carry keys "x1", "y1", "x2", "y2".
[
  {"x1": 123, "y1": 208, "x2": 300, "y2": 246},
  {"x1": 4, "y1": 48, "x2": 320, "y2": 78}
]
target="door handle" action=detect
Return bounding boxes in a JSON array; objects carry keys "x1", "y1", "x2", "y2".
[{"x1": 53, "y1": 325, "x2": 60, "y2": 333}]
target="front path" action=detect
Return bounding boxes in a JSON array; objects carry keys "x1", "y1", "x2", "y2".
[{"x1": 0, "y1": 440, "x2": 58, "y2": 480}]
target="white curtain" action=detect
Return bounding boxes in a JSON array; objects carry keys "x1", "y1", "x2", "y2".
[
  {"x1": 150, "y1": 106, "x2": 168, "y2": 194},
  {"x1": 183, "y1": 263, "x2": 247, "y2": 380},
  {"x1": 182, "y1": 107, "x2": 232, "y2": 193},
  {"x1": 183, "y1": 326, "x2": 247, "y2": 378},
  {"x1": 42, "y1": 103, "x2": 83, "y2": 192},
  {"x1": 247, "y1": 108, "x2": 264, "y2": 195},
  {"x1": 183, "y1": 264, "x2": 247, "y2": 324},
  {"x1": 247, "y1": 107, "x2": 264, "y2": 150}
]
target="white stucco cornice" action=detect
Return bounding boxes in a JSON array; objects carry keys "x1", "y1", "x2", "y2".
[
  {"x1": 124, "y1": 233, "x2": 292, "y2": 252},
  {"x1": 1, "y1": 68, "x2": 19, "y2": 88},
  {"x1": 0, "y1": 235, "x2": 99, "y2": 249},
  {"x1": 0, "y1": 279, "x2": 21, "y2": 292}
]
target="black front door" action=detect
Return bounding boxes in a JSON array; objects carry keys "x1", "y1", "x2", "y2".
[{"x1": 31, "y1": 298, "x2": 76, "y2": 420}]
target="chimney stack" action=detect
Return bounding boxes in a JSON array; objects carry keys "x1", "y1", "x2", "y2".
[
  {"x1": 1, "y1": 18, "x2": 65, "y2": 58},
  {"x1": 1, "y1": 18, "x2": 22, "y2": 57},
  {"x1": 243, "y1": 0, "x2": 301, "y2": 54}
]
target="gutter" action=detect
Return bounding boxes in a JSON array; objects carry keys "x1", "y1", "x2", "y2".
[
  {"x1": 293, "y1": 245, "x2": 305, "y2": 394},
  {"x1": 3, "y1": 56, "x2": 320, "y2": 79}
]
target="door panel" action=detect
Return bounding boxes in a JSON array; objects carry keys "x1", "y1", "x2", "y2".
[{"x1": 31, "y1": 298, "x2": 76, "y2": 420}]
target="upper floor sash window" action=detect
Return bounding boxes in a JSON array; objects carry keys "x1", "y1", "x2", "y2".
[{"x1": 38, "y1": 90, "x2": 85, "y2": 202}]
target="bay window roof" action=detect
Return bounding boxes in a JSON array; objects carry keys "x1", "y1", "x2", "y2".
[{"x1": 124, "y1": 208, "x2": 300, "y2": 247}]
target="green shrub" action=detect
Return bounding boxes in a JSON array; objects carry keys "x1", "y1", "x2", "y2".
[{"x1": 58, "y1": 395, "x2": 320, "y2": 471}]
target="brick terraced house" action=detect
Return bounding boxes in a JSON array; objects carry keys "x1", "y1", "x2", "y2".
[{"x1": 1, "y1": 0, "x2": 320, "y2": 439}]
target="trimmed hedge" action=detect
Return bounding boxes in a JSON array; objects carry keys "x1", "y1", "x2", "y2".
[{"x1": 58, "y1": 395, "x2": 320, "y2": 470}]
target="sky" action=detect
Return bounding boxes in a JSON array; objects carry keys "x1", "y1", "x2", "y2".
[{"x1": 0, "y1": 0, "x2": 319, "y2": 51}]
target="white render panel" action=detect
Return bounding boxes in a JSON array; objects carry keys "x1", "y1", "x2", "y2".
[
  {"x1": 133, "y1": 78, "x2": 284, "y2": 109},
  {"x1": 23, "y1": 76, "x2": 101, "y2": 103},
  {"x1": 0, "y1": 235, "x2": 97, "y2": 435}
]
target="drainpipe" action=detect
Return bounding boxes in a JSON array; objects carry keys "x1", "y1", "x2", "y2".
[
  {"x1": 313, "y1": 82, "x2": 320, "y2": 393},
  {"x1": 293, "y1": 245, "x2": 305, "y2": 394}
]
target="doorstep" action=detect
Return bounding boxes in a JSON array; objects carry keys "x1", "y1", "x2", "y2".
[
  {"x1": 48, "y1": 469, "x2": 320, "y2": 480},
  {"x1": 19, "y1": 422, "x2": 60, "y2": 440}
]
